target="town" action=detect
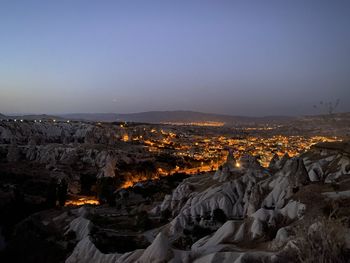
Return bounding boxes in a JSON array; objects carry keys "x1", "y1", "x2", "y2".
[{"x1": 115, "y1": 121, "x2": 338, "y2": 186}]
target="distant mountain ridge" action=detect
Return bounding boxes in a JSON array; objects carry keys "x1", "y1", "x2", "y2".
[
  {"x1": 60, "y1": 111, "x2": 296, "y2": 125},
  {"x1": 0, "y1": 113, "x2": 65, "y2": 121},
  {"x1": 2, "y1": 111, "x2": 349, "y2": 126}
]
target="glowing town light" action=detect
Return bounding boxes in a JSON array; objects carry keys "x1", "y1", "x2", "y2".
[
  {"x1": 235, "y1": 162, "x2": 241, "y2": 168},
  {"x1": 122, "y1": 134, "x2": 129, "y2": 142},
  {"x1": 65, "y1": 197, "x2": 100, "y2": 206}
]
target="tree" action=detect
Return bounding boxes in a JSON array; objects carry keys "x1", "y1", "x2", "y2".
[
  {"x1": 46, "y1": 179, "x2": 57, "y2": 208},
  {"x1": 313, "y1": 99, "x2": 340, "y2": 120},
  {"x1": 96, "y1": 177, "x2": 116, "y2": 206},
  {"x1": 80, "y1": 174, "x2": 96, "y2": 195},
  {"x1": 136, "y1": 161, "x2": 157, "y2": 180},
  {"x1": 213, "y1": 208, "x2": 227, "y2": 224},
  {"x1": 160, "y1": 209, "x2": 172, "y2": 223},
  {"x1": 135, "y1": 211, "x2": 152, "y2": 230},
  {"x1": 192, "y1": 225, "x2": 212, "y2": 240},
  {"x1": 57, "y1": 178, "x2": 68, "y2": 207}
]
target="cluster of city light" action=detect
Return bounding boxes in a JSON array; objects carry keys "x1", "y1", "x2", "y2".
[
  {"x1": 161, "y1": 121, "x2": 225, "y2": 127},
  {"x1": 2, "y1": 119, "x2": 72, "y2": 123},
  {"x1": 122, "y1": 134, "x2": 129, "y2": 142},
  {"x1": 65, "y1": 196, "x2": 100, "y2": 206},
  {"x1": 113, "y1": 124, "x2": 340, "y2": 188},
  {"x1": 120, "y1": 173, "x2": 161, "y2": 188}
]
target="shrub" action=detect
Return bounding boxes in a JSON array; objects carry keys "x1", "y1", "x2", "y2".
[
  {"x1": 292, "y1": 217, "x2": 349, "y2": 263},
  {"x1": 135, "y1": 211, "x2": 152, "y2": 231},
  {"x1": 192, "y1": 225, "x2": 212, "y2": 240},
  {"x1": 160, "y1": 209, "x2": 172, "y2": 223},
  {"x1": 96, "y1": 177, "x2": 116, "y2": 206}
]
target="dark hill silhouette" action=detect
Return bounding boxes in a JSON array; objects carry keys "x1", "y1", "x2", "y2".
[{"x1": 60, "y1": 111, "x2": 296, "y2": 125}]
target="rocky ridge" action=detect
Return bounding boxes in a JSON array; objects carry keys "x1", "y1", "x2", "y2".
[{"x1": 62, "y1": 141, "x2": 350, "y2": 262}]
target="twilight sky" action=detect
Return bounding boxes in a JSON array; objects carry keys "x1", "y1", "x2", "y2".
[{"x1": 0, "y1": 0, "x2": 349, "y2": 116}]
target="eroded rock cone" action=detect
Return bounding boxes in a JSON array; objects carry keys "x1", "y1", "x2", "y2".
[
  {"x1": 283, "y1": 157, "x2": 309, "y2": 187},
  {"x1": 137, "y1": 232, "x2": 173, "y2": 263},
  {"x1": 279, "y1": 153, "x2": 290, "y2": 170},
  {"x1": 268, "y1": 153, "x2": 280, "y2": 171}
]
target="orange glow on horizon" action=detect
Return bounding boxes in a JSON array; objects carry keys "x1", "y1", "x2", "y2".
[{"x1": 65, "y1": 197, "x2": 100, "y2": 206}]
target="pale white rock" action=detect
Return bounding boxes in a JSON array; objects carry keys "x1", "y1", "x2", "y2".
[
  {"x1": 115, "y1": 250, "x2": 144, "y2": 263},
  {"x1": 137, "y1": 232, "x2": 173, "y2": 263},
  {"x1": 191, "y1": 221, "x2": 237, "y2": 253},
  {"x1": 97, "y1": 156, "x2": 117, "y2": 178},
  {"x1": 261, "y1": 174, "x2": 292, "y2": 209},
  {"x1": 168, "y1": 179, "x2": 248, "y2": 235},
  {"x1": 325, "y1": 156, "x2": 350, "y2": 182},
  {"x1": 262, "y1": 158, "x2": 308, "y2": 209},
  {"x1": 193, "y1": 251, "x2": 275, "y2": 263},
  {"x1": 159, "y1": 155, "x2": 268, "y2": 236},
  {"x1": 279, "y1": 200, "x2": 305, "y2": 220},
  {"x1": 268, "y1": 154, "x2": 280, "y2": 171},
  {"x1": 193, "y1": 251, "x2": 243, "y2": 263},
  {"x1": 66, "y1": 216, "x2": 92, "y2": 241},
  {"x1": 250, "y1": 208, "x2": 276, "y2": 239},
  {"x1": 250, "y1": 200, "x2": 305, "y2": 239},
  {"x1": 66, "y1": 237, "x2": 121, "y2": 263},
  {"x1": 306, "y1": 162, "x2": 323, "y2": 181},
  {"x1": 233, "y1": 222, "x2": 246, "y2": 242},
  {"x1": 271, "y1": 227, "x2": 290, "y2": 250}
]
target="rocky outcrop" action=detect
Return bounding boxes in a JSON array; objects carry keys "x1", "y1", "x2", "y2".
[
  {"x1": 137, "y1": 232, "x2": 173, "y2": 263},
  {"x1": 6, "y1": 139, "x2": 21, "y2": 162},
  {"x1": 153, "y1": 154, "x2": 309, "y2": 240},
  {"x1": 261, "y1": 157, "x2": 309, "y2": 210},
  {"x1": 66, "y1": 237, "x2": 122, "y2": 263},
  {"x1": 268, "y1": 153, "x2": 280, "y2": 171},
  {"x1": 0, "y1": 121, "x2": 151, "y2": 184},
  {"x1": 0, "y1": 121, "x2": 124, "y2": 145},
  {"x1": 62, "y1": 141, "x2": 350, "y2": 263},
  {"x1": 301, "y1": 141, "x2": 350, "y2": 182},
  {"x1": 65, "y1": 209, "x2": 185, "y2": 263}
]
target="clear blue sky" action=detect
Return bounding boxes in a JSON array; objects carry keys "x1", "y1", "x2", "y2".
[{"x1": 0, "y1": 0, "x2": 349, "y2": 116}]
